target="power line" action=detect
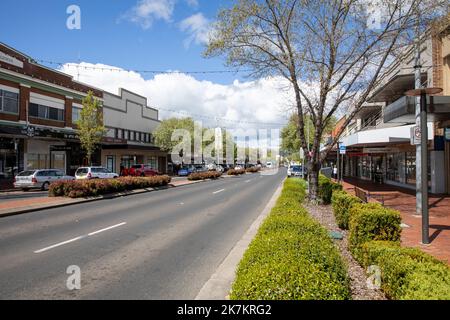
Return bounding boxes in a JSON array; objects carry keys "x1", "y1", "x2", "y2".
[
  {"x1": 158, "y1": 107, "x2": 286, "y2": 126},
  {"x1": 36, "y1": 59, "x2": 252, "y2": 75}
]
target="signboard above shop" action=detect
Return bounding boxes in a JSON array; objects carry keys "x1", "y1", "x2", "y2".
[
  {"x1": 362, "y1": 147, "x2": 399, "y2": 154},
  {"x1": 0, "y1": 51, "x2": 24, "y2": 68}
]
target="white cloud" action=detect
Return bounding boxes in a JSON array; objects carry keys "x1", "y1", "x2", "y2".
[
  {"x1": 185, "y1": 0, "x2": 199, "y2": 8},
  {"x1": 179, "y1": 13, "x2": 212, "y2": 48},
  {"x1": 60, "y1": 62, "x2": 291, "y2": 130},
  {"x1": 121, "y1": 0, "x2": 176, "y2": 29}
]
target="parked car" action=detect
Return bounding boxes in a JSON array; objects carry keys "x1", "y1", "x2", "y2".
[
  {"x1": 234, "y1": 164, "x2": 244, "y2": 170},
  {"x1": 14, "y1": 169, "x2": 74, "y2": 191},
  {"x1": 195, "y1": 165, "x2": 208, "y2": 173},
  {"x1": 266, "y1": 161, "x2": 274, "y2": 169},
  {"x1": 129, "y1": 164, "x2": 159, "y2": 177},
  {"x1": 287, "y1": 165, "x2": 304, "y2": 177},
  {"x1": 75, "y1": 167, "x2": 119, "y2": 180},
  {"x1": 216, "y1": 165, "x2": 224, "y2": 173},
  {"x1": 177, "y1": 165, "x2": 196, "y2": 176}
]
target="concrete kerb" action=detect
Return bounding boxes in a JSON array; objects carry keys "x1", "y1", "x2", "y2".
[{"x1": 195, "y1": 178, "x2": 285, "y2": 300}]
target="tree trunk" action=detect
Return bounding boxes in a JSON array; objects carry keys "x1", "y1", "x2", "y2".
[{"x1": 307, "y1": 155, "x2": 321, "y2": 202}]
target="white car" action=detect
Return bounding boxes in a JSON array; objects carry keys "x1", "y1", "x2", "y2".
[
  {"x1": 266, "y1": 162, "x2": 274, "y2": 169},
  {"x1": 216, "y1": 165, "x2": 224, "y2": 173},
  {"x1": 234, "y1": 165, "x2": 243, "y2": 170},
  {"x1": 287, "y1": 165, "x2": 304, "y2": 177},
  {"x1": 75, "y1": 167, "x2": 119, "y2": 180},
  {"x1": 14, "y1": 169, "x2": 74, "y2": 191}
]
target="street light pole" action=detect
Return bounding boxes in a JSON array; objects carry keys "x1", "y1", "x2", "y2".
[
  {"x1": 419, "y1": 92, "x2": 429, "y2": 244},
  {"x1": 406, "y1": 87, "x2": 442, "y2": 245}
]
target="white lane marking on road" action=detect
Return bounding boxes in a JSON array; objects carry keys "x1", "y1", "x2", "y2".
[
  {"x1": 245, "y1": 179, "x2": 251, "y2": 183},
  {"x1": 88, "y1": 222, "x2": 127, "y2": 236},
  {"x1": 212, "y1": 189, "x2": 225, "y2": 194},
  {"x1": 34, "y1": 222, "x2": 127, "y2": 254}
]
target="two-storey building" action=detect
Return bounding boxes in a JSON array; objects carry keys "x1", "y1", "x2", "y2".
[
  {"x1": 0, "y1": 42, "x2": 103, "y2": 188},
  {"x1": 337, "y1": 23, "x2": 450, "y2": 194}
]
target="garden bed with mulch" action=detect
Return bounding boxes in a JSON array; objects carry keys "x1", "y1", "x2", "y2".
[{"x1": 303, "y1": 201, "x2": 386, "y2": 300}]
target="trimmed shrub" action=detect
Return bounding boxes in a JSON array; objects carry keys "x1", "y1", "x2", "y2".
[
  {"x1": 318, "y1": 174, "x2": 342, "y2": 204},
  {"x1": 348, "y1": 203, "x2": 401, "y2": 261},
  {"x1": 230, "y1": 178, "x2": 350, "y2": 300},
  {"x1": 331, "y1": 191, "x2": 362, "y2": 230},
  {"x1": 245, "y1": 167, "x2": 261, "y2": 173},
  {"x1": 49, "y1": 175, "x2": 171, "y2": 198},
  {"x1": 228, "y1": 168, "x2": 246, "y2": 175},
  {"x1": 359, "y1": 241, "x2": 450, "y2": 300},
  {"x1": 188, "y1": 171, "x2": 222, "y2": 181}
]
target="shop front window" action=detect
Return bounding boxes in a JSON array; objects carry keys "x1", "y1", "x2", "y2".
[
  {"x1": 27, "y1": 154, "x2": 49, "y2": 170},
  {"x1": 106, "y1": 155, "x2": 116, "y2": 173},
  {"x1": 406, "y1": 152, "x2": 416, "y2": 185},
  {"x1": 147, "y1": 156, "x2": 157, "y2": 170}
]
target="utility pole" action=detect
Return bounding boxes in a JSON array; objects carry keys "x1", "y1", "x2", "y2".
[{"x1": 414, "y1": 28, "x2": 423, "y2": 218}]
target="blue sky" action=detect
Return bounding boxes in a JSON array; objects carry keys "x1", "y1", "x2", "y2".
[
  {"x1": 0, "y1": 0, "x2": 243, "y2": 84},
  {"x1": 1, "y1": 0, "x2": 290, "y2": 130}
]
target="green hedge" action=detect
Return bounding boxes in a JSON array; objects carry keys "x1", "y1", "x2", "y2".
[
  {"x1": 49, "y1": 176, "x2": 171, "y2": 198},
  {"x1": 187, "y1": 171, "x2": 222, "y2": 181},
  {"x1": 348, "y1": 202, "x2": 402, "y2": 261},
  {"x1": 318, "y1": 174, "x2": 343, "y2": 204},
  {"x1": 331, "y1": 191, "x2": 362, "y2": 230},
  {"x1": 359, "y1": 241, "x2": 450, "y2": 300},
  {"x1": 230, "y1": 178, "x2": 351, "y2": 300}
]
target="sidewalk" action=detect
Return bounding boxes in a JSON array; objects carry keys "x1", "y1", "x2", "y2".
[
  {"x1": 340, "y1": 178, "x2": 450, "y2": 264},
  {"x1": 0, "y1": 179, "x2": 203, "y2": 218}
]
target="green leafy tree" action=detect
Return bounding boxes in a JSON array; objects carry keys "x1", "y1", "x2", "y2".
[
  {"x1": 205, "y1": 0, "x2": 445, "y2": 200},
  {"x1": 76, "y1": 91, "x2": 106, "y2": 165},
  {"x1": 153, "y1": 117, "x2": 237, "y2": 163}
]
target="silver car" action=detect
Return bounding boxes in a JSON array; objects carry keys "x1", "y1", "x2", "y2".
[
  {"x1": 75, "y1": 167, "x2": 119, "y2": 180},
  {"x1": 14, "y1": 169, "x2": 75, "y2": 191}
]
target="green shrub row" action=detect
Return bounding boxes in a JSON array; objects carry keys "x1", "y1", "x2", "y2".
[
  {"x1": 318, "y1": 174, "x2": 342, "y2": 204},
  {"x1": 358, "y1": 241, "x2": 450, "y2": 300},
  {"x1": 228, "y1": 168, "x2": 246, "y2": 175},
  {"x1": 49, "y1": 176, "x2": 171, "y2": 198},
  {"x1": 230, "y1": 178, "x2": 351, "y2": 300},
  {"x1": 331, "y1": 191, "x2": 362, "y2": 229},
  {"x1": 187, "y1": 171, "x2": 222, "y2": 181},
  {"x1": 348, "y1": 202, "x2": 402, "y2": 260}
]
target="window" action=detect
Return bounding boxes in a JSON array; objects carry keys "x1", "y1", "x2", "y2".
[
  {"x1": 72, "y1": 107, "x2": 81, "y2": 123},
  {"x1": 130, "y1": 131, "x2": 135, "y2": 141},
  {"x1": 0, "y1": 89, "x2": 19, "y2": 114},
  {"x1": 124, "y1": 130, "x2": 129, "y2": 140},
  {"x1": 27, "y1": 154, "x2": 49, "y2": 170},
  {"x1": 118, "y1": 129, "x2": 123, "y2": 139},
  {"x1": 29, "y1": 103, "x2": 64, "y2": 121}
]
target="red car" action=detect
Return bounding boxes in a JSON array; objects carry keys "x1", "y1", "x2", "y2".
[{"x1": 129, "y1": 164, "x2": 159, "y2": 177}]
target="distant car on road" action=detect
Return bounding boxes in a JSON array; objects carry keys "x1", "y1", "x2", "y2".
[
  {"x1": 266, "y1": 162, "x2": 274, "y2": 169},
  {"x1": 287, "y1": 165, "x2": 305, "y2": 177},
  {"x1": 14, "y1": 169, "x2": 74, "y2": 191},
  {"x1": 129, "y1": 164, "x2": 159, "y2": 177},
  {"x1": 177, "y1": 165, "x2": 195, "y2": 176},
  {"x1": 75, "y1": 167, "x2": 118, "y2": 180},
  {"x1": 234, "y1": 164, "x2": 244, "y2": 170}
]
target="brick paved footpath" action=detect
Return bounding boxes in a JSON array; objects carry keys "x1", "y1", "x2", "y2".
[{"x1": 338, "y1": 178, "x2": 450, "y2": 264}]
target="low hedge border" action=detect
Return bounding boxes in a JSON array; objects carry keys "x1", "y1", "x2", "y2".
[
  {"x1": 318, "y1": 174, "x2": 342, "y2": 204},
  {"x1": 188, "y1": 171, "x2": 222, "y2": 181},
  {"x1": 359, "y1": 241, "x2": 450, "y2": 300},
  {"x1": 230, "y1": 178, "x2": 351, "y2": 300},
  {"x1": 228, "y1": 169, "x2": 246, "y2": 175},
  {"x1": 49, "y1": 176, "x2": 171, "y2": 198},
  {"x1": 331, "y1": 191, "x2": 362, "y2": 230},
  {"x1": 348, "y1": 202, "x2": 402, "y2": 261}
]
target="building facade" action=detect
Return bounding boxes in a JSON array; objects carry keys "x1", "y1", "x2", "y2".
[
  {"x1": 0, "y1": 42, "x2": 103, "y2": 188},
  {"x1": 0, "y1": 43, "x2": 167, "y2": 189},
  {"x1": 101, "y1": 89, "x2": 167, "y2": 174},
  {"x1": 335, "y1": 25, "x2": 450, "y2": 194}
]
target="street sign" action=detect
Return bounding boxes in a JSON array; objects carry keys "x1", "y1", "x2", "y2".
[
  {"x1": 410, "y1": 126, "x2": 421, "y2": 145},
  {"x1": 339, "y1": 145, "x2": 346, "y2": 154}
]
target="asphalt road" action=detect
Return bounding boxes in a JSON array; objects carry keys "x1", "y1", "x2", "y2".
[{"x1": 0, "y1": 169, "x2": 285, "y2": 299}]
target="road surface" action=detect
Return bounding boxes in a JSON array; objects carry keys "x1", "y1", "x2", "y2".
[{"x1": 0, "y1": 169, "x2": 285, "y2": 299}]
